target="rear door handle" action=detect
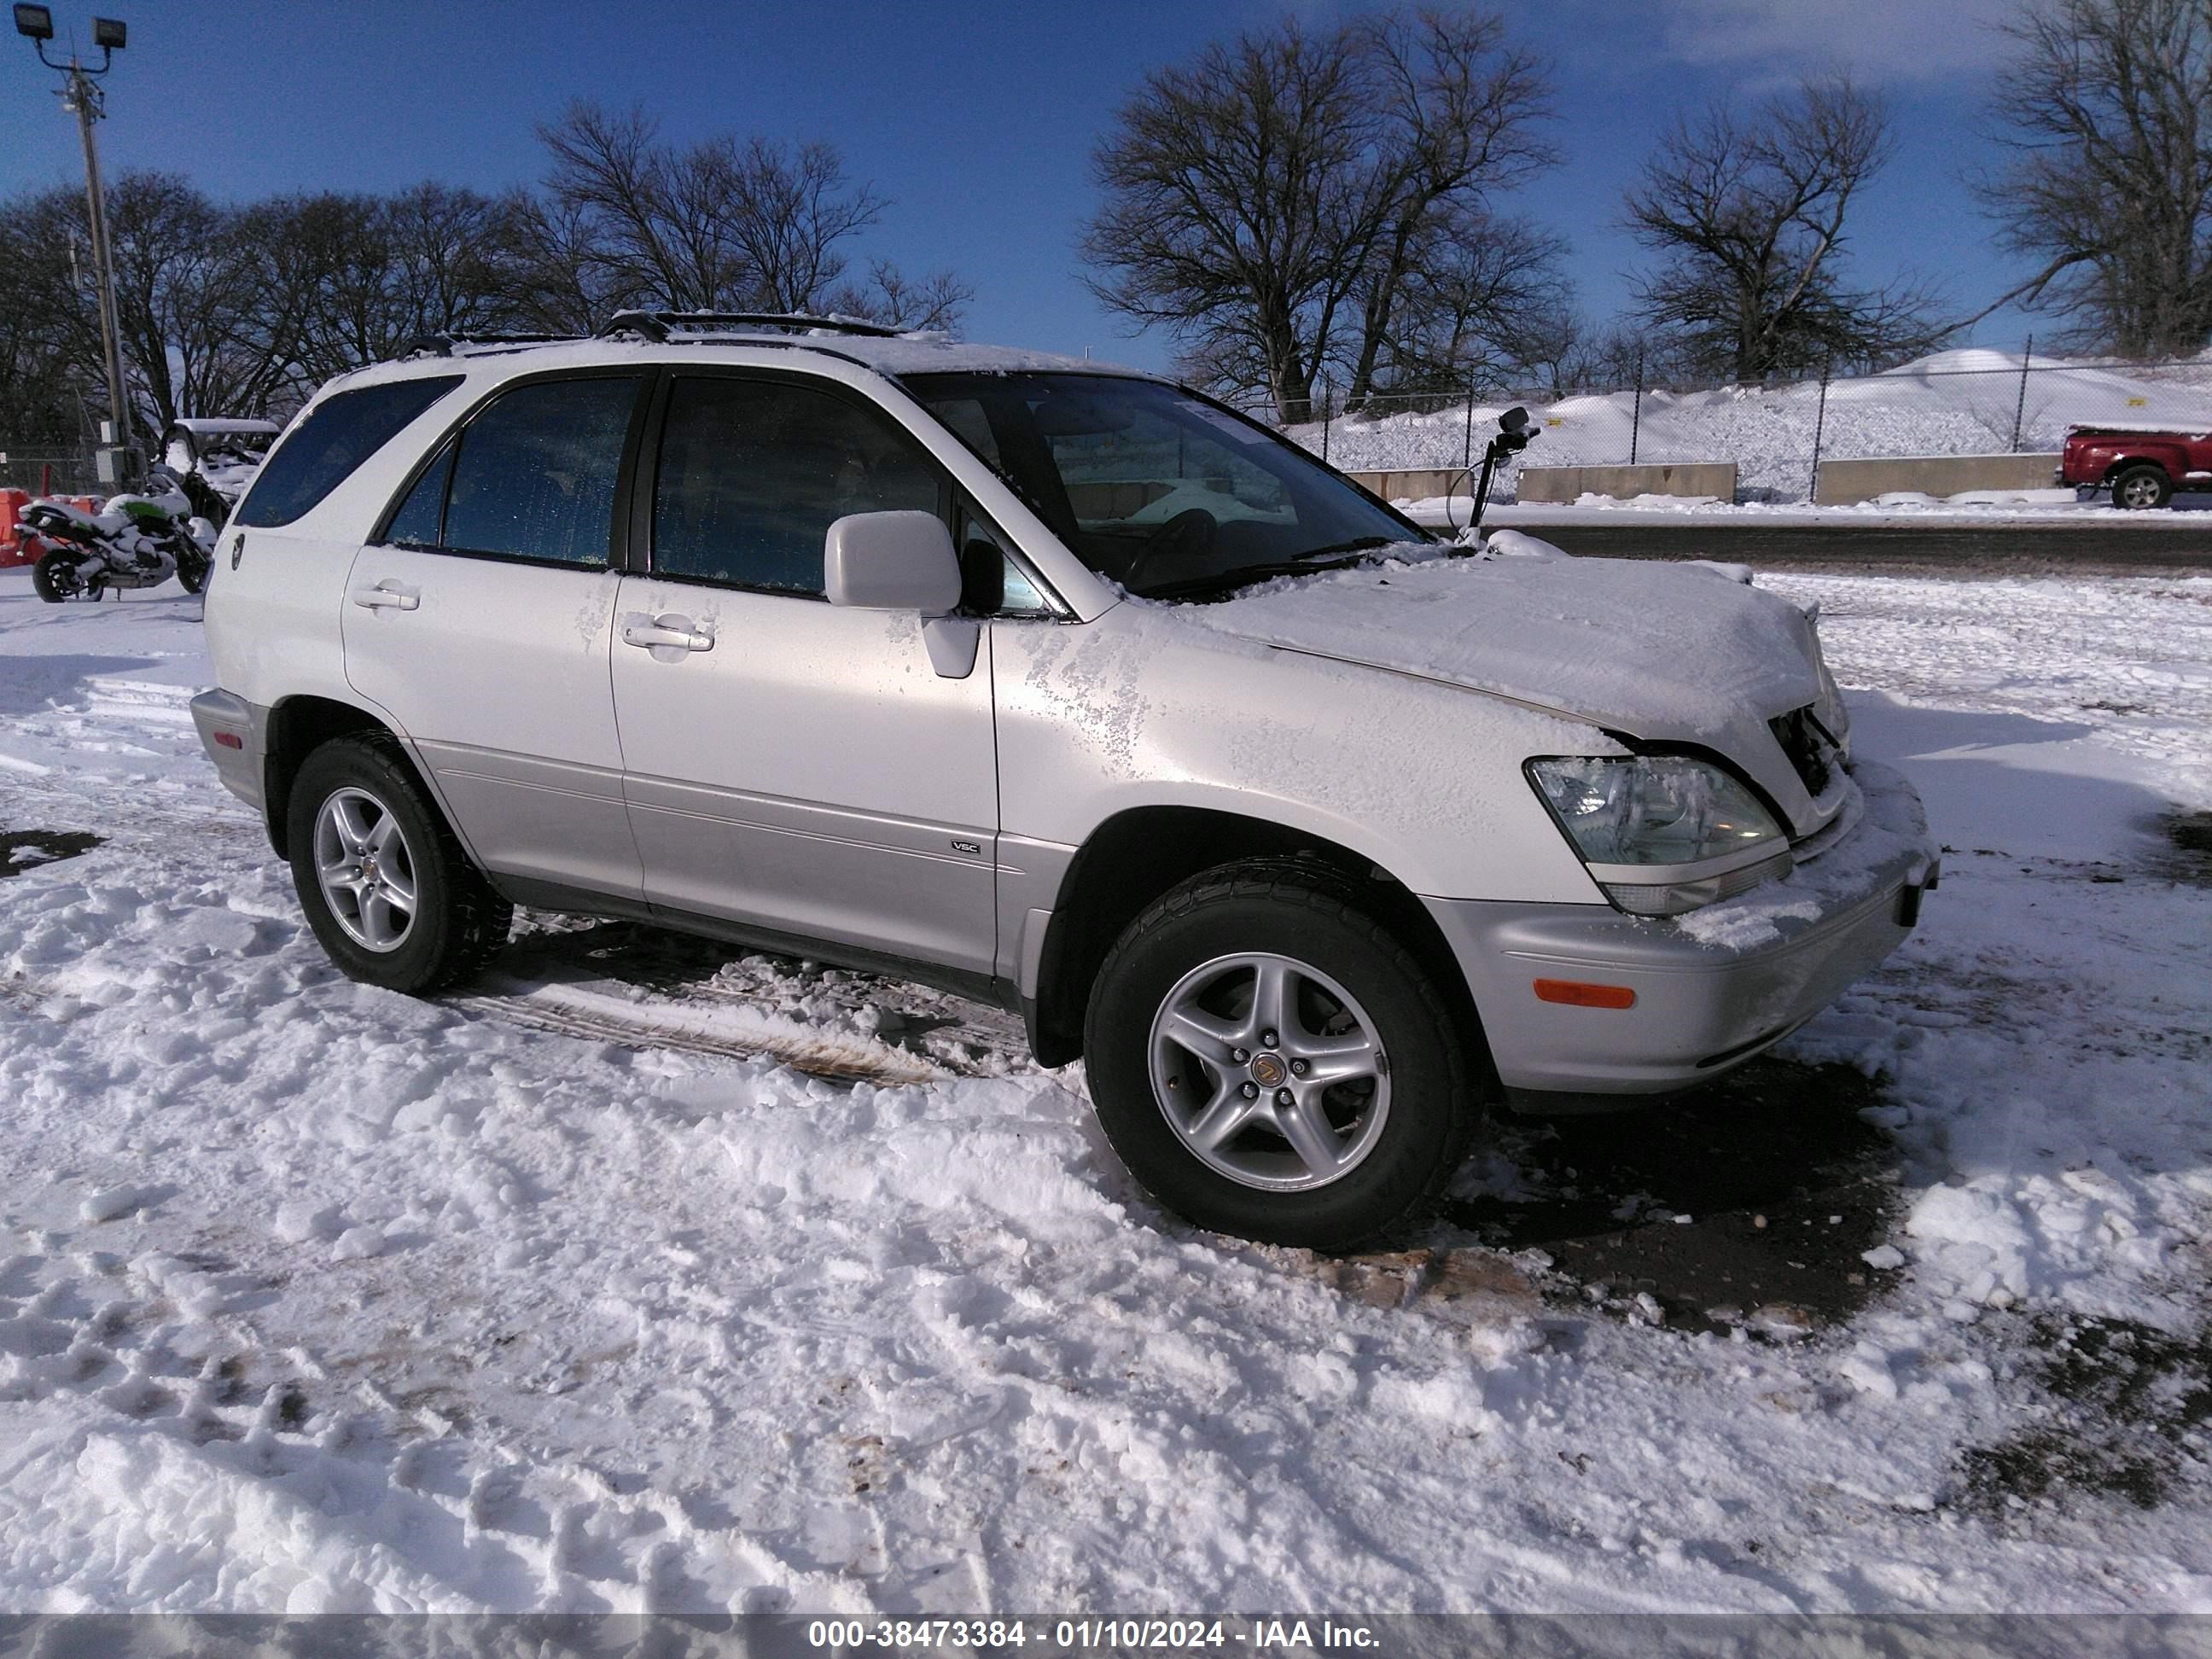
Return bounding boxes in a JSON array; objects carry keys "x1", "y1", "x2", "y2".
[
  {"x1": 620, "y1": 613, "x2": 714, "y2": 653},
  {"x1": 351, "y1": 579, "x2": 419, "y2": 611}
]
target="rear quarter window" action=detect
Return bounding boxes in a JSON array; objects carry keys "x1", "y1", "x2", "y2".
[{"x1": 234, "y1": 376, "x2": 464, "y2": 528}]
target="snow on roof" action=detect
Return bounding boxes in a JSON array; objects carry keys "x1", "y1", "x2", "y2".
[
  {"x1": 169, "y1": 417, "x2": 282, "y2": 434},
  {"x1": 374, "y1": 329, "x2": 1144, "y2": 381},
  {"x1": 775, "y1": 330, "x2": 1142, "y2": 378}
]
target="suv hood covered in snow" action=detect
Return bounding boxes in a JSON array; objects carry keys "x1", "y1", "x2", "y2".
[
  {"x1": 1189, "y1": 544, "x2": 1823, "y2": 738},
  {"x1": 1184, "y1": 541, "x2": 1839, "y2": 830}
]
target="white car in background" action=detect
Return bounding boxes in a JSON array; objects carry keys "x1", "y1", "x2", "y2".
[{"x1": 189, "y1": 313, "x2": 1937, "y2": 1247}]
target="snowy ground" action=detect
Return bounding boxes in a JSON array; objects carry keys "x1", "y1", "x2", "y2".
[{"x1": 1, "y1": 563, "x2": 2209, "y2": 1615}]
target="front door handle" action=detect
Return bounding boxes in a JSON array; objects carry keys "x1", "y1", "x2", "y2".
[
  {"x1": 351, "y1": 579, "x2": 419, "y2": 611},
  {"x1": 620, "y1": 613, "x2": 714, "y2": 653}
]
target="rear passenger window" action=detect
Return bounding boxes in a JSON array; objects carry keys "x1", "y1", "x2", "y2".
[
  {"x1": 235, "y1": 375, "x2": 463, "y2": 528},
  {"x1": 383, "y1": 437, "x2": 454, "y2": 548},
  {"x1": 441, "y1": 377, "x2": 641, "y2": 567},
  {"x1": 652, "y1": 376, "x2": 941, "y2": 596}
]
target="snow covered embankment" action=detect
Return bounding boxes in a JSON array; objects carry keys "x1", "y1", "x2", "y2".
[{"x1": 1299, "y1": 347, "x2": 2212, "y2": 506}]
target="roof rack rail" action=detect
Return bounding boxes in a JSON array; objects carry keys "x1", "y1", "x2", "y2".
[
  {"x1": 596, "y1": 310, "x2": 904, "y2": 343},
  {"x1": 403, "y1": 331, "x2": 584, "y2": 359}
]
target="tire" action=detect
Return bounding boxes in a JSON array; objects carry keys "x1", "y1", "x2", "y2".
[
  {"x1": 2110, "y1": 464, "x2": 2172, "y2": 509},
  {"x1": 286, "y1": 734, "x2": 513, "y2": 994},
  {"x1": 32, "y1": 548, "x2": 88, "y2": 603},
  {"x1": 175, "y1": 546, "x2": 208, "y2": 595},
  {"x1": 1082, "y1": 859, "x2": 1479, "y2": 1249}
]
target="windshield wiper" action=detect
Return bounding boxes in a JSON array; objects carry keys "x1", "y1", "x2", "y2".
[
  {"x1": 1287, "y1": 535, "x2": 1394, "y2": 561},
  {"x1": 1134, "y1": 550, "x2": 1386, "y2": 602}
]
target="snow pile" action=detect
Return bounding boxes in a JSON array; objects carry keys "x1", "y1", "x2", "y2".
[{"x1": 1295, "y1": 348, "x2": 2212, "y2": 503}]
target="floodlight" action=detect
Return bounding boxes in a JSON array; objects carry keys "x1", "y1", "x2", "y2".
[
  {"x1": 91, "y1": 15, "x2": 124, "y2": 47},
  {"x1": 13, "y1": 5, "x2": 55, "y2": 40}
]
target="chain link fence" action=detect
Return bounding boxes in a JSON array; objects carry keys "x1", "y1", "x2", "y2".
[
  {"x1": 0, "y1": 446, "x2": 108, "y2": 498},
  {"x1": 1280, "y1": 346, "x2": 2212, "y2": 504}
]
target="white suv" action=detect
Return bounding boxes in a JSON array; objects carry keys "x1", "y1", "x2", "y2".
[{"x1": 190, "y1": 313, "x2": 1936, "y2": 1248}]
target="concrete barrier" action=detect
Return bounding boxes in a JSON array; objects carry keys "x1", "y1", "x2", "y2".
[
  {"x1": 1813, "y1": 453, "x2": 2062, "y2": 506},
  {"x1": 1515, "y1": 463, "x2": 1737, "y2": 504},
  {"x1": 1342, "y1": 467, "x2": 1465, "y2": 504}
]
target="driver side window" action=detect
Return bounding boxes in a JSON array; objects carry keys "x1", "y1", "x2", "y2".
[{"x1": 652, "y1": 375, "x2": 942, "y2": 597}]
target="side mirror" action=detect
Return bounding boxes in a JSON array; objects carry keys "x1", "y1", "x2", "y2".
[
  {"x1": 1499, "y1": 406, "x2": 1529, "y2": 434},
  {"x1": 824, "y1": 510, "x2": 963, "y2": 614}
]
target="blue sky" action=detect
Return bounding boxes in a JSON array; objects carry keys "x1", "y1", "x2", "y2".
[{"x1": 0, "y1": 0, "x2": 2033, "y2": 373}]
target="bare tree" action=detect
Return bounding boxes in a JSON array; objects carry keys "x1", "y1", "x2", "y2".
[
  {"x1": 10, "y1": 172, "x2": 272, "y2": 438},
  {"x1": 1336, "y1": 10, "x2": 1557, "y2": 408},
  {"x1": 533, "y1": 102, "x2": 959, "y2": 328},
  {"x1": 0, "y1": 112, "x2": 968, "y2": 447},
  {"x1": 0, "y1": 192, "x2": 92, "y2": 441},
  {"x1": 1083, "y1": 8, "x2": 1557, "y2": 422},
  {"x1": 1084, "y1": 18, "x2": 1374, "y2": 422},
  {"x1": 825, "y1": 259, "x2": 974, "y2": 332},
  {"x1": 1977, "y1": 0, "x2": 2212, "y2": 356},
  {"x1": 539, "y1": 102, "x2": 752, "y2": 311},
  {"x1": 227, "y1": 185, "x2": 522, "y2": 397},
  {"x1": 382, "y1": 183, "x2": 522, "y2": 340},
  {"x1": 501, "y1": 189, "x2": 637, "y2": 335},
  {"x1": 1354, "y1": 206, "x2": 1571, "y2": 399},
  {"x1": 725, "y1": 137, "x2": 882, "y2": 312},
  {"x1": 1625, "y1": 75, "x2": 1947, "y2": 381}
]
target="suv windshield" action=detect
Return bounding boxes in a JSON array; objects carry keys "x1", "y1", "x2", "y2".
[{"x1": 901, "y1": 372, "x2": 1429, "y2": 600}]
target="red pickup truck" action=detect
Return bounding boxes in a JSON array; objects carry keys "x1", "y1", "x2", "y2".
[{"x1": 2058, "y1": 426, "x2": 2212, "y2": 508}]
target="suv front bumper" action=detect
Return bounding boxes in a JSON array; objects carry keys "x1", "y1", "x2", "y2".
[{"x1": 1428, "y1": 760, "x2": 1936, "y2": 1111}]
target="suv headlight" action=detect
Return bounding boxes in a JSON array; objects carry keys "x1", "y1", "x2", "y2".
[{"x1": 1527, "y1": 754, "x2": 1791, "y2": 915}]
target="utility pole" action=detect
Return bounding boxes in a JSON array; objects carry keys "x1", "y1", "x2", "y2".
[{"x1": 15, "y1": 7, "x2": 137, "y2": 485}]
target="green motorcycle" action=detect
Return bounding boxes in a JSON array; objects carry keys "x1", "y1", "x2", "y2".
[{"x1": 24, "y1": 488, "x2": 214, "y2": 602}]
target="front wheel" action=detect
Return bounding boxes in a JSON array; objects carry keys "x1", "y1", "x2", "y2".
[
  {"x1": 287, "y1": 735, "x2": 513, "y2": 993},
  {"x1": 175, "y1": 545, "x2": 209, "y2": 595},
  {"x1": 1083, "y1": 860, "x2": 1479, "y2": 1249}
]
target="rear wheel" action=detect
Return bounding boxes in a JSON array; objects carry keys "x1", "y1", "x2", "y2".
[
  {"x1": 287, "y1": 735, "x2": 513, "y2": 993},
  {"x1": 2110, "y1": 464, "x2": 2172, "y2": 509},
  {"x1": 32, "y1": 549, "x2": 89, "y2": 603},
  {"x1": 1083, "y1": 860, "x2": 1479, "y2": 1249}
]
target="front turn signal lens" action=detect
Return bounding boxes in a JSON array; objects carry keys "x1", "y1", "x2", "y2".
[{"x1": 1533, "y1": 978, "x2": 1637, "y2": 1010}]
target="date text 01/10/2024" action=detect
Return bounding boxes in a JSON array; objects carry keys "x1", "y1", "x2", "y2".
[{"x1": 801, "y1": 1617, "x2": 1382, "y2": 1650}]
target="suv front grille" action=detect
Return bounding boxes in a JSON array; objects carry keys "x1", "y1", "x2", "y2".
[{"x1": 1769, "y1": 706, "x2": 1833, "y2": 797}]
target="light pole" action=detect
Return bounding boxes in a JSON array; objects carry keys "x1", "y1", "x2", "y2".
[{"x1": 14, "y1": 5, "x2": 137, "y2": 484}]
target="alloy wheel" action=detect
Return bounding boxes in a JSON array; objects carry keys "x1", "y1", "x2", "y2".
[
  {"x1": 1146, "y1": 951, "x2": 1392, "y2": 1192},
  {"x1": 312, "y1": 787, "x2": 418, "y2": 952}
]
